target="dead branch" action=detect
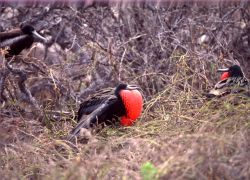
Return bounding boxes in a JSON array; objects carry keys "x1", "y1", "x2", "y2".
[{"x1": 5, "y1": 58, "x2": 42, "y2": 115}]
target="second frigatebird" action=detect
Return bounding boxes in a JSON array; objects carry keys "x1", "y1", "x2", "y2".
[
  {"x1": 208, "y1": 65, "x2": 249, "y2": 96},
  {"x1": 0, "y1": 24, "x2": 47, "y2": 58}
]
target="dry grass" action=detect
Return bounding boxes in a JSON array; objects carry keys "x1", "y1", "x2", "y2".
[{"x1": 1, "y1": 55, "x2": 249, "y2": 179}]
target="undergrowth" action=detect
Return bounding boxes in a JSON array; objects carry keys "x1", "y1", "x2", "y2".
[{"x1": 1, "y1": 83, "x2": 249, "y2": 179}]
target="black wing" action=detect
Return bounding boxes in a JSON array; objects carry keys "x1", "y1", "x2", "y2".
[
  {"x1": 77, "y1": 87, "x2": 115, "y2": 121},
  {"x1": 0, "y1": 29, "x2": 22, "y2": 42},
  {"x1": 8, "y1": 35, "x2": 34, "y2": 56},
  {"x1": 0, "y1": 35, "x2": 28, "y2": 48},
  {"x1": 68, "y1": 96, "x2": 117, "y2": 141},
  {"x1": 208, "y1": 77, "x2": 249, "y2": 97},
  {"x1": 215, "y1": 77, "x2": 248, "y2": 89}
]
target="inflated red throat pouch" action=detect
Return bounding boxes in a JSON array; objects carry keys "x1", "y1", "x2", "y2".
[
  {"x1": 119, "y1": 89, "x2": 143, "y2": 126},
  {"x1": 220, "y1": 72, "x2": 230, "y2": 80}
]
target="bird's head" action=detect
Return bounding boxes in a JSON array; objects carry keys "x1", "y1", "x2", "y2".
[
  {"x1": 114, "y1": 83, "x2": 140, "y2": 96},
  {"x1": 218, "y1": 65, "x2": 244, "y2": 80},
  {"x1": 20, "y1": 24, "x2": 35, "y2": 35},
  {"x1": 20, "y1": 24, "x2": 47, "y2": 43},
  {"x1": 115, "y1": 83, "x2": 143, "y2": 126}
]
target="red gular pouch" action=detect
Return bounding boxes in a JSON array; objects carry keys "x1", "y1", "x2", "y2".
[
  {"x1": 119, "y1": 89, "x2": 143, "y2": 126},
  {"x1": 220, "y1": 72, "x2": 230, "y2": 80}
]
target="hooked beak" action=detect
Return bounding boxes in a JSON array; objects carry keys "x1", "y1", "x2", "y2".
[
  {"x1": 125, "y1": 84, "x2": 145, "y2": 100},
  {"x1": 217, "y1": 68, "x2": 229, "y2": 72},
  {"x1": 32, "y1": 30, "x2": 47, "y2": 43},
  {"x1": 126, "y1": 85, "x2": 141, "y2": 91}
]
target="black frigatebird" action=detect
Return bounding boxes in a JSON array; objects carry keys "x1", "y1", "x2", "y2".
[
  {"x1": 0, "y1": 24, "x2": 47, "y2": 57},
  {"x1": 208, "y1": 65, "x2": 249, "y2": 96},
  {"x1": 68, "y1": 83, "x2": 144, "y2": 141}
]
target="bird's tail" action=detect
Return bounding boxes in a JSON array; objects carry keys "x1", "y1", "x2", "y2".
[
  {"x1": 67, "y1": 103, "x2": 109, "y2": 142},
  {"x1": 66, "y1": 114, "x2": 94, "y2": 142}
]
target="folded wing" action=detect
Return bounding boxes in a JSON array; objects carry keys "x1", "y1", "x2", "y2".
[
  {"x1": 77, "y1": 87, "x2": 115, "y2": 121},
  {"x1": 68, "y1": 96, "x2": 117, "y2": 141}
]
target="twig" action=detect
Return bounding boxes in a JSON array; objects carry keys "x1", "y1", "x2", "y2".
[
  {"x1": 118, "y1": 48, "x2": 126, "y2": 81},
  {"x1": 0, "y1": 68, "x2": 9, "y2": 103},
  {"x1": 6, "y1": 58, "x2": 42, "y2": 115}
]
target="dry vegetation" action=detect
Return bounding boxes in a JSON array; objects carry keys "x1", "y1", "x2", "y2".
[{"x1": 0, "y1": 2, "x2": 250, "y2": 180}]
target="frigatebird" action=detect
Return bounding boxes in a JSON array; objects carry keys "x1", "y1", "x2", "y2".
[
  {"x1": 208, "y1": 65, "x2": 249, "y2": 97},
  {"x1": 0, "y1": 24, "x2": 47, "y2": 57},
  {"x1": 68, "y1": 83, "x2": 143, "y2": 141}
]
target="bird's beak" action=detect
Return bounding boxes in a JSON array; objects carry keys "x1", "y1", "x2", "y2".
[
  {"x1": 217, "y1": 68, "x2": 229, "y2": 72},
  {"x1": 126, "y1": 85, "x2": 140, "y2": 90},
  {"x1": 32, "y1": 30, "x2": 47, "y2": 43}
]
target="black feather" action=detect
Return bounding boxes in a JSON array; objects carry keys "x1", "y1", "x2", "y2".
[
  {"x1": 69, "y1": 84, "x2": 133, "y2": 141},
  {"x1": 208, "y1": 65, "x2": 249, "y2": 97},
  {"x1": 0, "y1": 25, "x2": 46, "y2": 57},
  {"x1": 68, "y1": 96, "x2": 119, "y2": 141},
  {"x1": 77, "y1": 87, "x2": 115, "y2": 119}
]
